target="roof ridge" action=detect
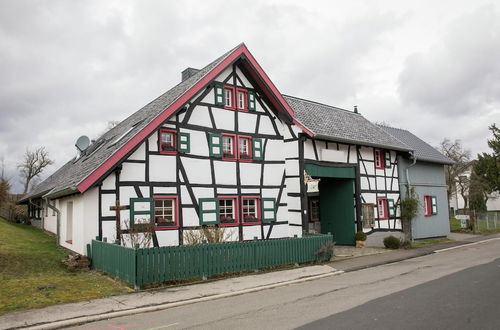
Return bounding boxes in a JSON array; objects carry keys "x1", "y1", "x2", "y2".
[{"x1": 283, "y1": 94, "x2": 357, "y2": 114}]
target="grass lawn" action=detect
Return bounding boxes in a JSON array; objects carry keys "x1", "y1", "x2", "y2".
[
  {"x1": 411, "y1": 238, "x2": 452, "y2": 248},
  {"x1": 449, "y1": 216, "x2": 462, "y2": 232},
  {"x1": 0, "y1": 218, "x2": 131, "y2": 315}
]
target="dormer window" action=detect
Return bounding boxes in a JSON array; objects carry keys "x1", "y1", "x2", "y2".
[
  {"x1": 236, "y1": 88, "x2": 248, "y2": 111},
  {"x1": 159, "y1": 128, "x2": 177, "y2": 154},
  {"x1": 374, "y1": 149, "x2": 384, "y2": 169},
  {"x1": 224, "y1": 86, "x2": 235, "y2": 110}
]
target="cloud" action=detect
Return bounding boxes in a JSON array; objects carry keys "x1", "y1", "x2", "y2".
[{"x1": 398, "y1": 4, "x2": 500, "y2": 117}]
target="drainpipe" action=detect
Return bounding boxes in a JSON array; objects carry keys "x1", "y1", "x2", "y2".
[
  {"x1": 405, "y1": 151, "x2": 417, "y2": 191},
  {"x1": 46, "y1": 197, "x2": 61, "y2": 245}
]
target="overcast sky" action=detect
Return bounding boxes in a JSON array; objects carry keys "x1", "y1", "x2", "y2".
[{"x1": 1, "y1": 0, "x2": 499, "y2": 192}]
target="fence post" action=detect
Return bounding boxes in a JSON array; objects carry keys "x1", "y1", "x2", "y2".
[
  {"x1": 115, "y1": 239, "x2": 120, "y2": 245},
  {"x1": 202, "y1": 240, "x2": 208, "y2": 281},
  {"x1": 134, "y1": 244, "x2": 140, "y2": 290},
  {"x1": 253, "y1": 237, "x2": 258, "y2": 272},
  {"x1": 96, "y1": 236, "x2": 101, "y2": 241},
  {"x1": 103, "y1": 237, "x2": 107, "y2": 243}
]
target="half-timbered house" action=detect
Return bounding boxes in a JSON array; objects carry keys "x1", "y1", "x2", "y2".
[{"x1": 20, "y1": 43, "x2": 450, "y2": 254}]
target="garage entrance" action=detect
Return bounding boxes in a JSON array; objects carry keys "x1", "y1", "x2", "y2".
[{"x1": 305, "y1": 164, "x2": 356, "y2": 245}]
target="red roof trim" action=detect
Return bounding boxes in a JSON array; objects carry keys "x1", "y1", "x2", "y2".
[{"x1": 77, "y1": 44, "x2": 311, "y2": 193}]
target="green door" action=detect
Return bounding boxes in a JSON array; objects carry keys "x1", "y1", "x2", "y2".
[{"x1": 319, "y1": 178, "x2": 356, "y2": 245}]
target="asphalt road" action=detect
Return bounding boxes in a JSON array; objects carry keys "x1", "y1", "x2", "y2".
[
  {"x1": 71, "y1": 239, "x2": 500, "y2": 330},
  {"x1": 299, "y1": 257, "x2": 500, "y2": 330}
]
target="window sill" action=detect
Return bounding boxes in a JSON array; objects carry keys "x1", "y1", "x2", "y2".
[
  {"x1": 159, "y1": 150, "x2": 178, "y2": 155},
  {"x1": 65, "y1": 240, "x2": 73, "y2": 244},
  {"x1": 219, "y1": 222, "x2": 239, "y2": 227}
]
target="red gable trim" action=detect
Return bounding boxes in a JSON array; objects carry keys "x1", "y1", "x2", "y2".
[{"x1": 77, "y1": 44, "x2": 312, "y2": 193}]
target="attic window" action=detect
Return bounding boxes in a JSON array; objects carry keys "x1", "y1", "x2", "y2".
[{"x1": 159, "y1": 128, "x2": 177, "y2": 155}]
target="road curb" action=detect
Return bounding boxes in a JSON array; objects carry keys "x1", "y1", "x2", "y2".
[
  {"x1": 433, "y1": 237, "x2": 500, "y2": 253},
  {"x1": 21, "y1": 270, "x2": 344, "y2": 330}
]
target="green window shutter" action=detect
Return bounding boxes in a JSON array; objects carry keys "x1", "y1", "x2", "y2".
[
  {"x1": 178, "y1": 132, "x2": 190, "y2": 153},
  {"x1": 431, "y1": 196, "x2": 438, "y2": 215},
  {"x1": 387, "y1": 199, "x2": 396, "y2": 218},
  {"x1": 214, "y1": 85, "x2": 224, "y2": 105},
  {"x1": 384, "y1": 151, "x2": 391, "y2": 168},
  {"x1": 209, "y1": 133, "x2": 223, "y2": 158},
  {"x1": 199, "y1": 198, "x2": 220, "y2": 225},
  {"x1": 252, "y1": 138, "x2": 263, "y2": 160},
  {"x1": 248, "y1": 91, "x2": 256, "y2": 111},
  {"x1": 262, "y1": 198, "x2": 277, "y2": 223},
  {"x1": 130, "y1": 198, "x2": 154, "y2": 226}
]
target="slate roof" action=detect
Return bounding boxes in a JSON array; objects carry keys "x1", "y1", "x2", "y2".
[
  {"x1": 20, "y1": 45, "x2": 240, "y2": 202},
  {"x1": 284, "y1": 95, "x2": 411, "y2": 152},
  {"x1": 377, "y1": 125, "x2": 454, "y2": 165}
]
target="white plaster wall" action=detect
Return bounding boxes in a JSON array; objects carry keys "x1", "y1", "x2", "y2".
[
  {"x1": 268, "y1": 224, "x2": 289, "y2": 239},
  {"x1": 284, "y1": 141, "x2": 299, "y2": 158},
  {"x1": 214, "y1": 66, "x2": 232, "y2": 82},
  {"x1": 182, "y1": 208, "x2": 199, "y2": 227},
  {"x1": 288, "y1": 225, "x2": 303, "y2": 237},
  {"x1": 263, "y1": 164, "x2": 284, "y2": 186},
  {"x1": 214, "y1": 161, "x2": 236, "y2": 185},
  {"x1": 101, "y1": 221, "x2": 116, "y2": 242},
  {"x1": 128, "y1": 142, "x2": 146, "y2": 161},
  {"x1": 288, "y1": 196, "x2": 301, "y2": 210},
  {"x1": 82, "y1": 187, "x2": 99, "y2": 255},
  {"x1": 156, "y1": 230, "x2": 179, "y2": 246},
  {"x1": 303, "y1": 140, "x2": 316, "y2": 160},
  {"x1": 149, "y1": 155, "x2": 177, "y2": 182},
  {"x1": 258, "y1": 116, "x2": 276, "y2": 135},
  {"x1": 183, "y1": 158, "x2": 212, "y2": 185},
  {"x1": 153, "y1": 186, "x2": 177, "y2": 194},
  {"x1": 285, "y1": 159, "x2": 299, "y2": 176},
  {"x1": 101, "y1": 193, "x2": 116, "y2": 217},
  {"x1": 287, "y1": 211, "x2": 302, "y2": 226},
  {"x1": 192, "y1": 187, "x2": 215, "y2": 199},
  {"x1": 261, "y1": 188, "x2": 279, "y2": 200},
  {"x1": 188, "y1": 105, "x2": 212, "y2": 127},
  {"x1": 285, "y1": 177, "x2": 300, "y2": 194},
  {"x1": 119, "y1": 186, "x2": 137, "y2": 206},
  {"x1": 120, "y1": 162, "x2": 145, "y2": 182},
  {"x1": 237, "y1": 112, "x2": 257, "y2": 134},
  {"x1": 235, "y1": 67, "x2": 251, "y2": 87},
  {"x1": 239, "y1": 162, "x2": 261, "y2": 186},
  {"x1": 243, "y1": 225, "x2": 261, "y2": 240},
  {"x1": 218, "y1": 188, "x2": 238, "y2": 194},
  {"x1": 101, "y1": 172, "x2": 115, "y2": 190},
  {"x1": 212, "y1": 107, "x2": 234, "y2": 131},
  {"x1": 185, "y1": 129, "x2": 210, "y2": 156},
  {"x1": 148, "y1": 134, "x2": 158, "y2": 152},
  {"x1": 265, "y1": 139, "x2": 285, "y2": 161}
]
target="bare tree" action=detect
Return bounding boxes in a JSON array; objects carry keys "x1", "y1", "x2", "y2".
[
  {"x1": 439, "y1": 139, "x2": 471, "y2": 205},
  {"x1": 0, "y1": 157, "x2": 10, "y2": 207},
  {"x1": 17, "y1": 147, "x2": 54, "y2": 194}
]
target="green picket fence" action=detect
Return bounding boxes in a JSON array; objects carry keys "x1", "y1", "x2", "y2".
[{"x1": 89, "y1": 233, "x2": 333, "y2": 287}]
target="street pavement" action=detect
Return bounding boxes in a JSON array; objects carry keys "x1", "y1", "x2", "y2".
[
  {"x1": 1, "y1": 233, "x2": 498, "y2": 330},
  {"x1": 65, "y1": 236, "x2": 500, "y2": 330},
  {"x1": 299, "y1": 257, "x2": 500, "y2": 330}
]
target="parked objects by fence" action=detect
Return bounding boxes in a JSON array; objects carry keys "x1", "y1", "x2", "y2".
[{"x1": 89, "y1": 233, "x2": 334, "y2": 288}]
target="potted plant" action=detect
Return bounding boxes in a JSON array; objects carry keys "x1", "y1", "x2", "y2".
[{"x1": 355, "y1": 231, "x2": 367, "y2": 248}]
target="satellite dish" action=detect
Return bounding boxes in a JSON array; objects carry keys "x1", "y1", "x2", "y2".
[{"x1": 75, "y1": 135, "x2": 91, "y2": 152}]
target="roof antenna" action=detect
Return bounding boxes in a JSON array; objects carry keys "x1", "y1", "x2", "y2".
[{"x1": 354, "y1": 105, "x2": 358, "y2": 113}]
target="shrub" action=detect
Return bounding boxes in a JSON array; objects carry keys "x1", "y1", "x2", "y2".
[
  {"x1": 383, "y1": 235, "x2": 401, "y2": 249},
  {"x1": 355, "y1": 231, "x2": 367, "y2": 241}
]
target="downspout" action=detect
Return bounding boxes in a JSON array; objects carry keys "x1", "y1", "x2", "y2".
[
  {"x1": 46, "y1": 197, "x2": 61, "y2": 245},
  {"x1": 405, "y1": 151, "x2": 417, "y2": 191}
]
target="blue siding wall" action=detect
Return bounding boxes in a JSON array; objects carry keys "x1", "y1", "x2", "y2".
[{"x1": 398, "y1": 157, "x2": 450, "y2": 239}]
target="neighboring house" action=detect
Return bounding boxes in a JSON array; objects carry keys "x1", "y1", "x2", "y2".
[
  {"x1": 379, "y1": 125, "x2": 453, "y2": 239},
  {"x1": 448, "y1": 167, "x2": 500, "y2": 213},
  {"x1": 20, "y1": 43, "x2": 451, "y2": 254}
]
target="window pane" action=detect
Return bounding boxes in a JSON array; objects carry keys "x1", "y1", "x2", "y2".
[
  {"x1": 225, "y1": 89, "x2": 232, "y2": 107},
  {"x1": 223, "y1": 136, "x2": 233, "y2": 156}
]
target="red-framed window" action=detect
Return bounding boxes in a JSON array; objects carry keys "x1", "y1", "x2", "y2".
[
  {"x1": 219, "y1": 196, "x2": 239, "y2": 226},
  {"x1": 236, "y1": 88, "x2": 248, "y2": 111},
  {"x1": 309, "y1": 197, "x2": 320, "y2": 222},
  {"x1": 424, "y1": 195, "x2": 437, "y2": 216},
  {"x1": 222, "y1": 134, "x2": 236, "y2": 160},
  {"x1": 242, "y1": 197, "x2": 261, "y2": 225},
  {"x1": 153, "y1": 196, "x2": 179, "y2": 229},
  {"x1": 224, "y1": 86, "x2": 235, "y2": 110},
  {"x1": 377, "y1": 197, "x2": 388, "y2": 220},
  {"x1": 159, "y1": 128, "x2": 177, "y2": 155},
  {"x1": 238, "y1": 135, "x2": 252, "y2": 161},
  {"x1": 374, "y1": 149, "x2": 384, "y2": 169}
]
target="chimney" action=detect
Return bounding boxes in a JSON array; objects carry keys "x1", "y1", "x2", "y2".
[
  {"x1": 354, "y1": 105, "x2": 358, "y2": 113},
  {"x1": 181, "y1": 67, "x2": 200, "y2": 82}
]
